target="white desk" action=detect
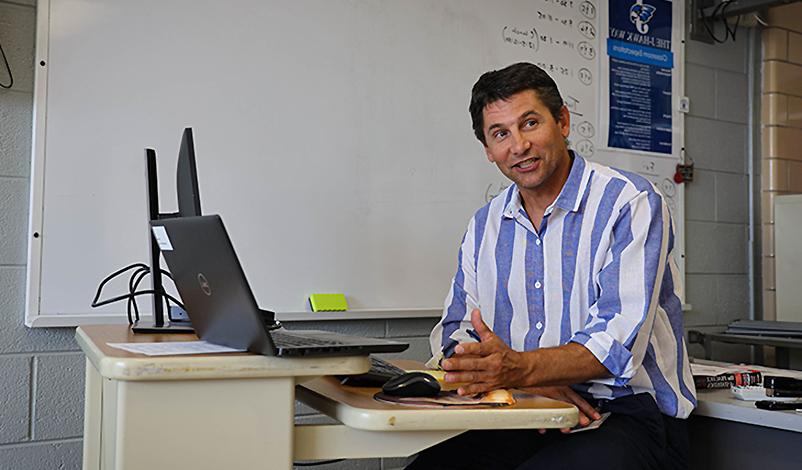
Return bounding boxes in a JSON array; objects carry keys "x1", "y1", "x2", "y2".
[
  {"x1": 692, "y1": 360, "x2": 802, "y2": 432},
  {"x1": 689, "y1": 360, "x2": 802, "y2": 468},
  {"x1": 77, "y1": 326, "x2": 578, "y2": 470},
  {"x1": 76, "y1": 325, "x2": 369, "y2": 470}
]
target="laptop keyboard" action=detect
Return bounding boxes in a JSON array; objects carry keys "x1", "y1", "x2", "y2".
[{"x1": 271, "y1": 331, "x2": 348, "y2": 348}]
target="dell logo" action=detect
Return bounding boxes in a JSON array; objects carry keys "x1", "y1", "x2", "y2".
[{"x1": 197, "y1": 273, "x2": 212, "y2": 296}]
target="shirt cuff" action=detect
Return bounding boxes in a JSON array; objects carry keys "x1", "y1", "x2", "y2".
[{"x1": 570, "y1": 330, "x2": 635, "y2": 384}]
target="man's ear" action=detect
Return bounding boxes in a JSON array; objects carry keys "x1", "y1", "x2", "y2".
[{"x1": 559, "y1": 105, "x2": 571, "y2": 138}]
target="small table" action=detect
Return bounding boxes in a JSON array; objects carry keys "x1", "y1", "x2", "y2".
[
  {"x1": 77, "y1": 325, "x2": 369, "y2": 470},
  {"x1": 294, "y1": 365, "x2": 578, "y2": 460}
]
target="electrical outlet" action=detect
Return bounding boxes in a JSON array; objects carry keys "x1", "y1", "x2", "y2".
[{"x1": 679, "y1": 97, "x2": 690, "y2": 113}]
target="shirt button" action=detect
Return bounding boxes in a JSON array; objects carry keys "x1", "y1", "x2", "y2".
[
  {"x1": 535, "y1": 239, "x2": 541, "y2": 246},
  {"x1": 536, "y1": 322, "x2": 543, "y2": 330},
  {"x1": 535, "y1": 281, "x2": 542, "y2": 289}
]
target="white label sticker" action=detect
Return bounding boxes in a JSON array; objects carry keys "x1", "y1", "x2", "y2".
[{"x1": 151, "y1": 226, "x2": 174, "y2": 251}]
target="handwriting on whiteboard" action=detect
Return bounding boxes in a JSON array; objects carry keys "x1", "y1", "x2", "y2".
[
  {"x1": 499, "y1": 0, "x2": 600, "y2": 163},
  {"x1": 502, "y1": 26, "x2": 539, "y2": 51},
  {"x1": 537, "y1": 11, "x2": 574, "y2": 28}
]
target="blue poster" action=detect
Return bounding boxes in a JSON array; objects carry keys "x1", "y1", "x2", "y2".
[{"x1": 607, "y1": 0, "x2": 673, "y2": 154}]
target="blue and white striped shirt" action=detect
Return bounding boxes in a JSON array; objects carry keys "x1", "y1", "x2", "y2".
[{"x1": 430, "y1": 153, "x2": 697, "y2": 418}]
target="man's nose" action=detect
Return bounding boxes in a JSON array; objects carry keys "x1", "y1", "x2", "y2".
[{"x1": 510, "y1": 129, "x2": 531, "y2": 155}]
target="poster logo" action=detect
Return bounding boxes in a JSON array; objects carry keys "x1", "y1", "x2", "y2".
[{"x1": 629, "y1": 3, "x2": 656, "y2": 34}]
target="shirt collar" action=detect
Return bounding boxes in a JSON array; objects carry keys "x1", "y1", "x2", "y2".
[
  {"x1": 552, "y1": 151, "x2": 589, "y2": 213},
  {"x1": 502, "y1": 151, "x2": 590, "y2": 219}
]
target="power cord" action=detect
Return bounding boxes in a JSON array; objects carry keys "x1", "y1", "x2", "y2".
[
  {"x1": 699, "y1": 0, "x2": 740, "y2": 44},
  {"x1": 293, "y1": 460, "x2": 346, "y2": 467},
  {"x1": 0, "y1": 39, "x2": 13, "y2": 89},
  {"x1": 91, "y1": 262, "x2": 185, "y2": 324},
  {"x1": 722, "y1": 1, "x2": 741, "y2": 41}
]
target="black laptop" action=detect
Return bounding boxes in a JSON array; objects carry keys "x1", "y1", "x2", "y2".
[{"x1": 151, "y1": 215, "x2": 408, "y2": 357}]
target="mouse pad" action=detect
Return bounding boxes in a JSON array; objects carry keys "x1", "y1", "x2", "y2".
[{"x1": 374, "y1": 389, "x2": 515, "y2": 408}]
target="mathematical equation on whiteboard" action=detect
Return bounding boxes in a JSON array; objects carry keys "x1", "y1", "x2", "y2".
[{"x1": 499, "y1": 0, "x2": 598, "y2": 159}]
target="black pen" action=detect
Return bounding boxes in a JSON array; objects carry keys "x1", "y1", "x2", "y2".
[{"x1": 466, "y1": 329, "x2": 481, "y2": 342}]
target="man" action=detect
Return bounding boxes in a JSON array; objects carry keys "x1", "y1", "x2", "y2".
[{"x1": 408, "y1": 63, "x2": 696, "y2": 469}]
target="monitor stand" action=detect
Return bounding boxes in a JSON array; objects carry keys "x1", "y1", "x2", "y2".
[
  {"x1": 132, "y1": 149, "x2": 195, "y2": 335},
  {"x1": 132, "y1": 321, "x2": 194, "y2": 334}
]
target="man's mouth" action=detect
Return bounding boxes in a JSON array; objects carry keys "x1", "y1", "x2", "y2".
[{"x1": 513, "y1": 157, "x2": 539, "y2": 170}]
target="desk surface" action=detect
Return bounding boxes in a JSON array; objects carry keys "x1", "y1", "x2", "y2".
[
  {"x1": 703, "y1": 332, "x2": 802, "y2": 349},
  {"x1": 297, "y1": 360, "x2": 579, "y2": 431},
  {"x1": 75, "y1": 325, "x2": 370, "y2": 381},
  {"x1": 692, "y1": 360, "x2": 802, "y2": 433}
]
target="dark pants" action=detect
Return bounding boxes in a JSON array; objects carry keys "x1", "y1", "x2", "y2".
[{"x1": 405, "y1": 393, "x2": 689, "y2": 470}]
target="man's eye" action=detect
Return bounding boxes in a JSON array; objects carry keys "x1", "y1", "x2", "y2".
[
  {"x1": 524, "y1": 119, "x2": 538, "y2": 128},
  {"x1": 494, "y1": 130, "x2": 508, "y2": 140}
]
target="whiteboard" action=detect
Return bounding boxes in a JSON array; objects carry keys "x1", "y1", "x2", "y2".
[{"x1": 26, "y1": 0, "x2": 685, "y2": 326}]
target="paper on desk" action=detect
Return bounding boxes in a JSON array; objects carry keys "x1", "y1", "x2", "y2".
[
  {"x1": 106, "y1": 341, "x2": 246, "y2": 356},
  {"x1": 689, "y1": 363, "x2": 756, "y2": 376}
]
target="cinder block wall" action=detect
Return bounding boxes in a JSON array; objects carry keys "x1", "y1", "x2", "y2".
[
  {"x1": 681, "y1": 24, "x2": 754, "y2": 361},
  {"x1": 760, "y1": 3, "x2": 802, "y2": 320},
  {"x1": 0, "y1": 1, "x2": 757, "y2": 468}
]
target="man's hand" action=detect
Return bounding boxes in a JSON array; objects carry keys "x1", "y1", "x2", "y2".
[
  {"x1": 441, "y1": 309, "x2": 534, "y2": 395},
  {"x1": 521, "y1": 386, "x2": 601, "y2": 433}
]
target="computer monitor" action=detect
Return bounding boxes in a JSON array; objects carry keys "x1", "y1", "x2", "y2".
[
  {"x1": 132, "y1": 128, "x2": 201, "y2": 333},
  {"x1": 177, "y1": 128, "x2": 202, "y2": 218}
]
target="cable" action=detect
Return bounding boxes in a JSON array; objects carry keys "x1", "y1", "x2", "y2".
[
  {"x1": 293, "y1": 460, "x2": 346, "y2": 467},
  {"x1": 156, "y1": 268, "x2": 180, "y2": 320},
  {"x1": 700, "y1": 0, "x2": 741, "y2": 44},
  {"x1": 92, "y1": 263, "x2": 150, "y2": 308},
  {"x1": 699, "y1": 1, "x2": 730, "y2": 44},
  {"x1": 92, "y1": 262, "x2": 186, "y2": 325},
  {"x1": 127, "y1": 267, "x2": 177, "y2": 321},
  {"x1": 0, "y1": 39, "x2": 12, "y2": 89},
  {"x1": 92, "y1": 289, "x2": 184, "y2": 310},
  {"x1": 730, "y1": 14, "x2": 741, "y2": 41},
  {"x1": 720, "y1": 0, "x2": 740, "y2": 42},
  {"x1": 127, "y1": 267, "x2": 151, "y2": 323}
]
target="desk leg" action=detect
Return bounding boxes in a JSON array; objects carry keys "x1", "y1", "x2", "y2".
[
  {"x1": 294, "y1": 424, "x2": 463, "y2": 460},
  {"x1": 111, "y1": 376, "x2": 296, "y2": 470},
  {"x1": 82, "y1": 359, "x2": 102, "y2": 470}
]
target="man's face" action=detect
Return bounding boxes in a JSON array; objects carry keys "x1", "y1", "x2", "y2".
[{"x1": 481, "y1": 90, "x2": 571, "y2": 196}]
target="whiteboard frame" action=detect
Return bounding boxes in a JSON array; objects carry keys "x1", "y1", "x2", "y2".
[{"x1": 25, "y1": 0, "x2": 50, "y2": 327}]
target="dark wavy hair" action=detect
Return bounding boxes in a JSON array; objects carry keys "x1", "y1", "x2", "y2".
[{"x1": 469, "y1": 62, "x2": 565, "y2": 145}]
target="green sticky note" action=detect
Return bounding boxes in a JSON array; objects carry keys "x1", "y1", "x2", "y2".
[{"x1": 309, "y1": 293, "x2": 348, "y2": 312}]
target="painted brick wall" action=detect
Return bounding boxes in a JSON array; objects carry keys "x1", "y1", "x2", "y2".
[
  {"x1": 760, "y1": 3, "x2": 802, "y2": 321},
  {"x1": 0, "y1": 1, "x2": 84, "y2": 469},
  {"x1": 682, "y1": 23, "x2": 754, "y2": 362}
]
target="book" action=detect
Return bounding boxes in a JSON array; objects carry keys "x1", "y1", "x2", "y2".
[{"x1": 693, "y1": 370, "x2": 762, "y2": 389}]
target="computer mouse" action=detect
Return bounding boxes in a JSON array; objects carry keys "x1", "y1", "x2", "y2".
[{"x1": 381, "y1": 372, "x2": 441, "y2": 397}]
